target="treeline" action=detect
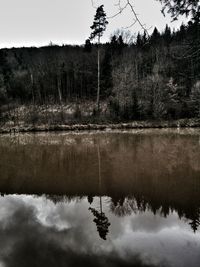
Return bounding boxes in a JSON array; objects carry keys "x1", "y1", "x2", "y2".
[{"x1": 0, "y1": 21, "x2": 200, "y2": 121}]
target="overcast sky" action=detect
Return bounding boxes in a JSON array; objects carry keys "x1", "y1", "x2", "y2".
[{"x1": 0, "y1": 0, "x2": 186, "y2": 48}]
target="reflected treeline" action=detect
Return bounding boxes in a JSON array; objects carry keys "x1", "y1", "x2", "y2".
[
  {"x1": 47, "y1": 194, "x2": 111, "y2": 240},
  {"x1": 45, "y1": 194, "x2": 85, "y2": 204},
  {"x1": 109, "y1": 195, "x2": 200, "y2": 233},
  {"x1": 45, "y1": 193, "x2": 200, "y2": 233},
  {"x1": 1, "y1": 132, "x2": 200, "y2": 233}
]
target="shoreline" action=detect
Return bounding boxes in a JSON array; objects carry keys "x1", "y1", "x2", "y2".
[{"x1": 1, "y1": 118, "x2": 200, "y2": 134}]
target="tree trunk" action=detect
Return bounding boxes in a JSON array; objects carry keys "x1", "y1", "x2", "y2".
[
  {"x1": 97, "y1": 35, "x2": 100, "y2": 112},
  {"x1": 30, "y1": 72, "x2": 35, "y2": 104},
  {"x1": 57, "y1": 74, "x2": 62, "y2": 104}
]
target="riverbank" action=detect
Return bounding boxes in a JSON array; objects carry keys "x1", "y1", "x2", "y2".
[
  {"x1": 1, "y1": 103, "x2": 200, "y2": 134},
  {"x1": 1, "y1": 118, "x2": 200, "y2": 134}
]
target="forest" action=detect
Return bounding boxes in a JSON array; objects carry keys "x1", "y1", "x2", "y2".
[{"x1": 0, "y1": 20, "x2": 200, "y2": 126}]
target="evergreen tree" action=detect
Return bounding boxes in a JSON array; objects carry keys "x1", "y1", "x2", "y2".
[
  {"x1": 150, "y1": 27, "x2": 160, "y2": 45},
  {"x1": 84, "y1": 39, "x2": 92, "y2": 53},
  {"x1": 110, "y1": 35, "x2": 118, "y2": 55},
  {"x1": 118, "y1": 35, "x2": 125, "y2": 53},
  {"x1": 176, "y1": 23, "x2": 186, "y2": 41},
  {"x1": 89, "y1": 5, "x2": 108, "y2": 112},
  {"x1": 136, "y1": 33, "x2": 143, "y2": 47},
  {"x1": 163, "y1": 24, "x2": 172, "y2": 44},
  {"x1": 142, "y1": 31, "x2": 148, "y2": 45}
]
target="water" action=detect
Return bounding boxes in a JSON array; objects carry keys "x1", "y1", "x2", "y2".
[{"x1": 0, "y1": 129, "x2": 200, "y2": 267}]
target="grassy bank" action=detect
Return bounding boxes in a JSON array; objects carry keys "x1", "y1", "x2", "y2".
[
  {"x1": 1, "y1": 103, "x2": 200, "y2": 134},
  {"x1": 1, "y1": 119, "x2": 200, "y2": 134}
]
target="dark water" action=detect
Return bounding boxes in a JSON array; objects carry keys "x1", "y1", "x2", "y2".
[{"x1": 0, "y1": 129, "x2": 200, "y2": 267}]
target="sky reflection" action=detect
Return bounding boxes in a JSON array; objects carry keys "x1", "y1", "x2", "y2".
[{"x1": 0, "y1": 194, "x2": 199, "y2": 267}]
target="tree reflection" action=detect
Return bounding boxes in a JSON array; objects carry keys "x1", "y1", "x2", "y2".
[
  {"x1": 189, "y1": 210, "x2": 200, "y2": 232},
  {"x1": 89, "y1": 204, "x2": 110, "y2": 240},
  {"x1": 109, "y1": 195, "x2": 200, "y2": 232},
  {"x1": 87, "y1": 195, "x2": 94, "y2": 205},
  {"x1": 110, "y1": 196, "x2": 149, "y2": 217},
  {"x1": 88, "y1": 143, "x2": 111, "y2": 240},
  {"x1": 110, "y1": 196, "x2": 132, "y2": 216},
  {"x1": 190, "y1": 218, "x2": 200, "y2": 233}
]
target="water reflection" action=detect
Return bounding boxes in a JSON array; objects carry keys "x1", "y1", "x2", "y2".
[
  {"x1": 0, "y1": 129, "x2": 200, "y2": 266},
  {"x1": 0, "y1": 194, "x2": 199, "y2": 267},
  {"x1": 89, "y1": 196, "x2": 111, "y2": 240}
]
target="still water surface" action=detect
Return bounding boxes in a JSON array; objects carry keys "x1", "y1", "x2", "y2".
[{"x1": 0, "y1": 129, "x2": 200, "y2": 267}]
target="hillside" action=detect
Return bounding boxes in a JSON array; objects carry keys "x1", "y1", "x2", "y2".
[{"x1": 0, "y1": 22, "x2": 200, "y2": 129}]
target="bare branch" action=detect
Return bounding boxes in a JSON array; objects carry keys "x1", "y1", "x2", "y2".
[
  {"x1": 107, "y1": 2, "x2": 129, "y2": 19},
  {"x1": 91, "y1": 0, "x2": 97, "y2": 9},
  {"x1": 122, "y1": 19, "x2": 137, "y2": 29},
  {"x1": 90, "y1": 0, "x2": 151, "y2": 40},
  {"x1": 126, "y1": 0, "x2": 150, "y2": 38},
  {"x1": 107, "y1": 0, "x2": 150, "y2": 38}
]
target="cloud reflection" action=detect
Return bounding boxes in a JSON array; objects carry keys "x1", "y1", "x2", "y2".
[{"x1": 0, "y1": 195, "x2": 199, "y2": 267}]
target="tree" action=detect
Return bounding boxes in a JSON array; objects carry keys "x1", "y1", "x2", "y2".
[
  {"x1": 190, "y1": 81, "x2": 200, "y2": 117},
  {"x1": 150, "y1": 27, "x2": 161, "y2": 45},
  {"x1": 163, "y1": 24, "x2": 172, "y2": 44},
  {"x1": 158, "y1": 0, "x2": 200, "y2": 22},
  {"x1": 110, "y1": 35, "x2": 118, "y2": 48},
  {"x1": 84, "y1": 39, "x2": 92, "y2": 53},
  {"x1": 89, "y1": 5, "x2": 108, "y2": 112},
  {"x1": 136, "y1": 33, "x2": 143, "y2": 47}
]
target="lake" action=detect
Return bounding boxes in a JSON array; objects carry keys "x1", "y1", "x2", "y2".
[{"x1": 0, "y1": 129, "x2": 200, "y2": 267}]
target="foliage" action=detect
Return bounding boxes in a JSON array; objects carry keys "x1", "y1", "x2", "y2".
[
  {"x1": 159, "y1": 0, "x2": 200, "y2": 22},
  {"x1": 90, "y1": 5, "x2": 108, "y2": 41},
  {"x1": 0, "y1": 22, "x2": 200, "y2": 122}
]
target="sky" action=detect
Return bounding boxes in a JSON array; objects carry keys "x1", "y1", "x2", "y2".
[{"x1": 0, "y1": 0, "x2": 186, "y2": 48}]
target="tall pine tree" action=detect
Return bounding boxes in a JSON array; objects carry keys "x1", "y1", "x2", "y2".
[{"x1": 89, "y1": 5, "x2": 108, "y2": 112}]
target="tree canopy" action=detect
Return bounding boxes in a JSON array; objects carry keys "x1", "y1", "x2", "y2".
[
  {"x1": 90, "y1": 5, "x2": 108, "y2": 41},
  {"x1": 158, "y1": 0, "x2": 200, "y2": 22}
]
